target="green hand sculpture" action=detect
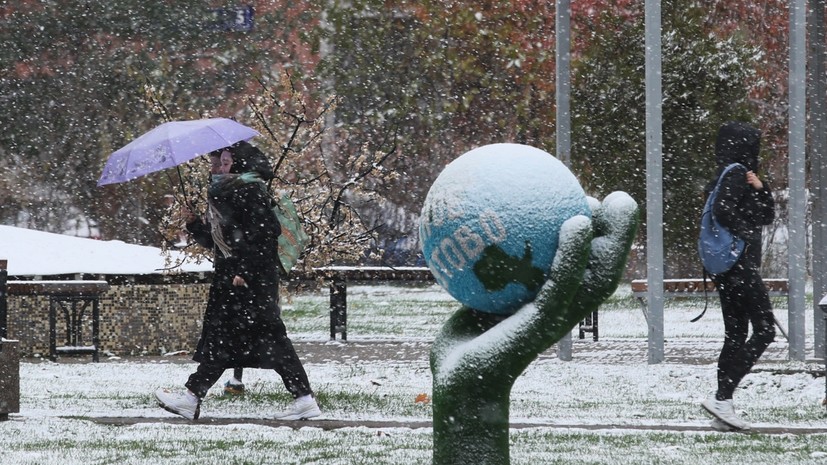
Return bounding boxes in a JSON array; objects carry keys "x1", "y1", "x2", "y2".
[{"x1": 430, "y1": 192, "x2": 639, "y2": 465}]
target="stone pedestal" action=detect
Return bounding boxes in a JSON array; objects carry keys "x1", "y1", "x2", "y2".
[{"x1": 0, "y1": 340, "x2": 20, "y2": 420}]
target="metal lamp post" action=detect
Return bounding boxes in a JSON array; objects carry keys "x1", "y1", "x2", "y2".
[{"x1": 818, "y1": 294, "x2": 827, "y2": 407}]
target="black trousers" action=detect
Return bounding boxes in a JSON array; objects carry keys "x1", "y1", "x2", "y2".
[
  {"x1": 712, "y1": 265, "x2": 776, "y2": 400},
  {"x1": 185, "y1": 334, "x2": 312, "y2": 400}
]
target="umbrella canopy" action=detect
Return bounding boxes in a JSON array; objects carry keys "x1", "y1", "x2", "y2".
[{"x1": 98, "y1": 118, "x2": 260, "y2": 186}]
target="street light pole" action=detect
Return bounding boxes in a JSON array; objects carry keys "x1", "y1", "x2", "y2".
[{"x1": 644, "y1": 0, "x2": 664, "y2": 364}]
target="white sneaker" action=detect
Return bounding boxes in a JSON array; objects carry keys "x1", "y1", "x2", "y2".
[
  {"x1": 701, "y1": 397, "x2": 748, "y2": 430},
  {"x1": 155, "y1": 389, "x2": 201, "y2": 420},
  {"x1": 274, "y1": 395, "x2": 321, "y2": 420},
  {"x1": 710, "y1": 417, "x2": 751, "y2": 432},
  {"x1": 710, "y1": 418, "x2": 737, "y2": 432}
]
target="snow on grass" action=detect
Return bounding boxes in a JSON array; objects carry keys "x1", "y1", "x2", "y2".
[{"x1": 3, "y1": 283, "x2": 827, "y2": 464}]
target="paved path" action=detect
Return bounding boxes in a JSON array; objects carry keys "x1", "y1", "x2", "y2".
[{"x1": 87, "y1": 416, "x2": 827, "y2": 435}]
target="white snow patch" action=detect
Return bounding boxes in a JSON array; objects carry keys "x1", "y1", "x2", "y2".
[{"x1": 0, "y1": 225, "x2": 212, "y2": 276}]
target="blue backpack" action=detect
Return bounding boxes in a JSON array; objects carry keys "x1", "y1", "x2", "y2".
[{"x1": 698, "y1": 163, "x2": 745, "y2": 275}]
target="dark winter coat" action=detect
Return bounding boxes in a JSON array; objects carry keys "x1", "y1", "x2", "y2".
[
  {"x1": 186, "y1": 172, "x2": 284, "y2": 369},
  {"x1": 705, "y1": 121, "x2": 775, "y2": 272}
]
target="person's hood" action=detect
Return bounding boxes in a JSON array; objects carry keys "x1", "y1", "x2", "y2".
[
  {"x1": 227, "y1": 141, "x2": 275, "y2": 181},
  {"x1": 715, "y1": 121, "x2": 761, "y2": 172}
]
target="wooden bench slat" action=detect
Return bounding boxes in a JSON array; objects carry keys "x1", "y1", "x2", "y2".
[{"x1": 293, "y1": 267, "x2": 434, "y2": 283}]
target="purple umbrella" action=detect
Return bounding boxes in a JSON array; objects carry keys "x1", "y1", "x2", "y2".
[{"x1": 97, "y1": 118, "x2": 260, "y2": 186}]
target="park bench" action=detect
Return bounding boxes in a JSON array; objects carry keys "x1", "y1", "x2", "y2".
[
  {"x1": 293, "y1": 266, "x2": 435, "y2": 341},
  {"x1": 2, "y1": 276, "x2": 109, "y2": 362},
  {"x1": 0, "y1": 258, "x2": 623, "y2": 352},
  {"x1": 630, "y1": 278, "x2": 790, "y2": 338},
  {"x1": 299, "y1": 266, "x2": 608, "y2": 342},
  {"x1": 577, "y1": 310, "x2": 600, "y2": 341},
  {"x1": 578, "y1": 278, "x2": 790, "y2": 342}
]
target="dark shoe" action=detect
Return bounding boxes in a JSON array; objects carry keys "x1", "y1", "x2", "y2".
[{"x1": 223, "y1": 380, "x2": 245, "y2": 396}]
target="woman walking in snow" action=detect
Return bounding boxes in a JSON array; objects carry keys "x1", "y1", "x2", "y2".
[
  {"x1": 700, "y1": 121, "x2": 776, "y2": 431},
  {"x1": 155, "y1": 141, "x2": 320, "y2": 421}
]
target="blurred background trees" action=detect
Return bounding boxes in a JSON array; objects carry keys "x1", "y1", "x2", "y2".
[
  {"x1": 0, "y1": 0, "x2": 794, "y2": 275},
  {"x1": 0, "y1": 0, "x2": 318, "y2": 243}
]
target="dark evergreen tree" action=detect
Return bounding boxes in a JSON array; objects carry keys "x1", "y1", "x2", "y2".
[{"x1": 571, "y1": 1, "x2": 757, "y2": 276}]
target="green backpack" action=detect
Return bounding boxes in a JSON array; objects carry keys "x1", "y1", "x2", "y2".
[{"x1": 271, "y1": 193, "x2": 310, "y2": 276}]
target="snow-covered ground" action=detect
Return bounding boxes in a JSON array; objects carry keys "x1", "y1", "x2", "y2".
[
  {"x1": 3, "y1": 284, "x2": 827, "y2": 465},
  {"x1": 2, "y1": 226, "x2": 826, "y2": 463}
]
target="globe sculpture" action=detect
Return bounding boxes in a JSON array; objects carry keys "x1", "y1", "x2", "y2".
[
  {"x1": 420, "y1": 143, "x2": 591, "y2": 314},
  {"x1": 424, "y1": 144, "x2": 640, "y2": 465}
]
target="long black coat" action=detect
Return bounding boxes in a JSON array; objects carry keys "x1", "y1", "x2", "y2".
[{"x1": 187, "y1": 176, "x2": 284, "y2": 369}]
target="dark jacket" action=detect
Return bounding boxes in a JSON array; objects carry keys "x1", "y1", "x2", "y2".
[
  {"x1": 186, "y1": 145, "x2": 283, "y2": 368},
  {"x1": 705, "y1": 121, "x2": 775, "y2": 271}
]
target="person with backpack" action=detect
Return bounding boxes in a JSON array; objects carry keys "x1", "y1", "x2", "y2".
[
  {"x1": 154, "y1": 141, "x2": 320, "y2": 421},
  {"x1": 699, "y1": 121, "x2": 776, "y2": 431}
]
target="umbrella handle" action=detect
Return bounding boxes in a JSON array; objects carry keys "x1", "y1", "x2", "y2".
[{"x1": 170, "y1": 167, "x2": 195, "y2": 211}]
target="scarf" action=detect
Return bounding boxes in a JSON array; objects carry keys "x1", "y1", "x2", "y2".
[{"x1": 207, "y1": 172, "x2": 265, "y2": 258}]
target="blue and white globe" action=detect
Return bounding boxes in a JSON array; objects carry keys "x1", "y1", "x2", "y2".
[{"x1": 419, "y1": 143, "x2": 590, "y2": 315}]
